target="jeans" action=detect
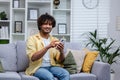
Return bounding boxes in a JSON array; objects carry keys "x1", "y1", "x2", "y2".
[{"x1": 33, "y1": 66, "x2": 70, "y2": 80}]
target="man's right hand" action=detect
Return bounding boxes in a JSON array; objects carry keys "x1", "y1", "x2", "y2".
[{"x1": 49, "y1": 40, "x2": 60, "y2": 48}]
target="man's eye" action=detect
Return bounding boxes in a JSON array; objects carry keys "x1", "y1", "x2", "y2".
[
  {"x1": 49, "y1": 24, "x2": 52, "y2": 26},
  {"x1": 43, "y1": 23, "x2": 52, "y2": 25}
]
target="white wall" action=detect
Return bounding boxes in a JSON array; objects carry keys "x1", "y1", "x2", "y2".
[
  {"x1": 72, "y1": 0, "x2": 120, "y2": 79},
  {"x1": 71, "y1": 0, "x2": 109, "y2": 42},
  {"x1": 109, "y1": 0, "x2": 120, "y2": 80},
  {"x1": 109, "y1": 0, "x2": 120, "y2": 45}
]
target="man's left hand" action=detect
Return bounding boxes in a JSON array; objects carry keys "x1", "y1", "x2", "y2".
[{"x1": 56, "y1": 42, "x2": 64, "y2": 53}]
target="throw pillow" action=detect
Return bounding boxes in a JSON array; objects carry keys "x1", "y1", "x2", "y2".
[
  {"x1": 63, "y1": 51, "x2": 77, "y2": 74},
  {"x1": 63, "y1": 49, "x2": 86, "y2": 74},
  {"x1": 0, "y1": 43, "x2": 17, "y2": 71},
  {"x1": 0, "y1": 60, "x2": 4, "y2": 72},
  {"x1": 82, "y1": 49, "x2": 99, "y2": 73}
]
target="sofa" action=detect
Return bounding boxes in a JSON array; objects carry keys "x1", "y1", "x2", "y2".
[{"x1": 0, "y1": 41, "x2": 110, "y2": 80}]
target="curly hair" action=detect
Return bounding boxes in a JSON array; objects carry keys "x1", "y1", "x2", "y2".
[{"x1": 37, "y1": 13, "x2": 56, "y2": 30}]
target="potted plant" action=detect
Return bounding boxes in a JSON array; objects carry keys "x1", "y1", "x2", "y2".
[
  {"x1": 0, "y1": 11, "x2": 7, "y2": 20},
  {"x1": 85, "y1": 30, "x2": 120, "y2": 73},
  {"x1": 85, "y1": 30, "x2": 120, "y2": 80}
]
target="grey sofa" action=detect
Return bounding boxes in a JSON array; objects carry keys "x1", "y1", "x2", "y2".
[{"x1": 0, "y1": 41, "x2": 110, "y2": 80}]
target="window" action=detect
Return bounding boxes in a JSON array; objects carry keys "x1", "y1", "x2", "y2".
[{"x1": 71, "y1": 0, "x2": 110, "y2": 43}]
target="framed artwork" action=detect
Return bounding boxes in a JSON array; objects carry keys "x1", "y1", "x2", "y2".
[
  {"x1": 28, "y1": 8, "x2": 39, "y2": 20},
  {"x1": 14, "y1": 21, "x2": 22, "y2": 33},
  {"x1": 13, "y1": 0, "x2": 20, "y2": 8},
  {"x1": 58, "y1": 23, "x2": 67, "y2": 34}
]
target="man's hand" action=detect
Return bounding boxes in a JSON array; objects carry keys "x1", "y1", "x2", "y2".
[
  {"x1": 49, "y1": 40, "x2": 64, "y2": 53},
  {"x1": 49, "y1": 40, "x2": 59, "y2": 48},
  {"x1": 49, "y1": 40, "x2": 65, "y2": 62},
  {"x1": 56, "y1": 42, "x2": 64, "y2": 53}
]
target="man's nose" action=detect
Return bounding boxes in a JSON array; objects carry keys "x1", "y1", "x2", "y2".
[{"x1": 46, "y1": 24, "x2": 51, "y2": 27}]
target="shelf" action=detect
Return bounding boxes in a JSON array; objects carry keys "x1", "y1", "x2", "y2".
[
  {"x1": 0, "y1": 0, "x2": 71, "y2": 43},
  {"x1": 0, "y1": 1, "x2": 10, "y2": 6},
  {"x1": 0, "y1": 0, "x2": 10, "y2": 3},
  {"x1": 53, "y1": 0, "x2": 71, "y2": 10},
  {"x1": 52, "y1": 0, "x2": 71, "y2": 42},
  {"x1": 0, "y1": 20, "x2": 10, "y2": 22},
  {"x1": 27, "y1": 0, "x2": 51, "y2": 6},
  {"x1": 0, "y1": 1, "x2": 10, "y2": 20},
  {"x1": 28, "y1": 0, "x2": 51, "y2": 3},
  {"x1": 53, "y1": 9, "x2": 71, "y2": 12},
  {"x1": 12, "y1": 8, "x2": 25, "y2": 11},
  {"x1": 12, "y1": 33, "x2": 25, "y2": 36},
  {"x1": 0, "y1": 39, "x2": 9, "y2": 44},
  {"x1": 12, "y1": 35, "x2": 25, "y2": 42},
  {"x1": 0, "y1": 38, "x2": 9, "y2": 40},
  {"x1": 27, "y1": 0, "x2": 51, "y2": 15}
]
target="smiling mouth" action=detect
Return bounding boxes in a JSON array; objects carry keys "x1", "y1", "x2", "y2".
[
  {"x1": 45, "y1": 29, "x2": 50, "y2": 31},
  {"x1": 44, "y1": 28, "x2": 52, "y2": 32}
]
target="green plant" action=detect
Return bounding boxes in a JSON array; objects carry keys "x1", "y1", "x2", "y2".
[
  {"x1": 85, "y1": 30, "x2": 120, "y2": 65},
  {"x1": 0, "y1": 11, "x2": 7, "y2": 20}
]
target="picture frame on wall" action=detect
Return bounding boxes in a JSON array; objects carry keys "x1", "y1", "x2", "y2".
[
  {"x1": 58, "y1": 23, "x2": 67, "y2": 34},
  {"x1": 13, "y1": 0, "x2": 20, "y2": 8},
  {"x1": 28, "y1": 8, "x2": 39, "y2": 20},
  {"x1": 14, "y1": 21, "x2": 22, "y2": 33}
]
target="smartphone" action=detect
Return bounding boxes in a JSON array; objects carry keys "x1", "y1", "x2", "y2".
[{"x1": 60, "y1": 39, "x2": 65, "y2": 44}]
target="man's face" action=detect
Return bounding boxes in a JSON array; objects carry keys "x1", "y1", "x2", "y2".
[{"x1": 40, "y1": 22, "x2": 52, "y2": 34}]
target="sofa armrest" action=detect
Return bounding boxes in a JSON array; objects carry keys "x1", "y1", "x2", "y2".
[{"x1": 91, "y1": 61, "x2": 110, "y2": 80}]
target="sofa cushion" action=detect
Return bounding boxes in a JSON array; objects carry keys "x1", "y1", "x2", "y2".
[
  {"x1": 0, "y1": 59, "x2": 4, "y2": 72},
  {"x1": 0, "y1": 71, "x2": 21, "y2": 80},
  {"x1": 70, "y1": 73, "x2": 96, "y2": 80},
  {"x1": 19, "y1": 72, "x2": 59, "y2": 80},
  {"x1": 82, "y1": 49, "x2": 99, "y2": 73},
  {"x1": 64, "y1": 49, "x2": 86, "y2": 74},
  {"x1": 0, "y1": 43, "x2": 17, "y2": 71},
  {"x1": 16, "y1": 41, "x2": 29, "y2": 72},
  {"x1": 63, "y1": 51, "x2": 77, "y2": 74},
  {"x1": 19, "y1": 72, "x2": 39, "y2": 80}
]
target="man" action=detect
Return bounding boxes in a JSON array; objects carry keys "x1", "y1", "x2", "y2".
[{"x1": 25, "y1": 13, "x2": 70, "y2": 80}]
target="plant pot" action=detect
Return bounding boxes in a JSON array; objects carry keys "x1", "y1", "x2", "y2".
[{"x1": 1, "y1": 17, "x2": 8, "y2": 20}]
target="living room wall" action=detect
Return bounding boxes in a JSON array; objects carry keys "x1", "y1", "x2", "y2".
[
  {"x1": 109, "y1": 0, "x2": 120, "y2": 80},
  {"x1": 109, "y1": 0, "x2": 120, "y2": 46}
]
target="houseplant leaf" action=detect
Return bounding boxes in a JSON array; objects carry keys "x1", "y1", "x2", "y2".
[{"x1": 85, "y1": 29, "x2": 120, "y2": 66}]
